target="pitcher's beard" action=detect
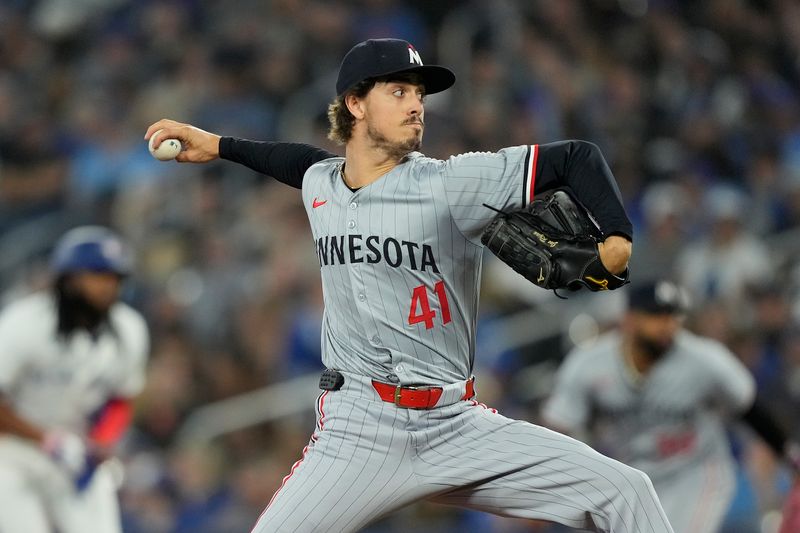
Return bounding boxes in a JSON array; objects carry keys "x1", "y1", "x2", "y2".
[{"x1": 367, "y1": 123, "x2": 421, "y2": 160}]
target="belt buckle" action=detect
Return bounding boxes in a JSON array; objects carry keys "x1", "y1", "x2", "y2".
[
  {"x1": 394, "y1": 385, "x2": 432, "y2": 409},
  {"x1": 393, "y1": 385, "x2": 403, "y2": 406}
]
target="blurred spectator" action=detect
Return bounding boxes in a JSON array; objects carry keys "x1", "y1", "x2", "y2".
[
  {"x1": 630, "y1": 180, "x2": 692, "y2": 282},
  {"x1": 675, "y1": 184, "x2": 773, "y2": 305}
]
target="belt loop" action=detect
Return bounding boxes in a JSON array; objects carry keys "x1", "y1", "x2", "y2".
[{"x1": 461, "y1": 377, "x2": 475, "y2": 400}]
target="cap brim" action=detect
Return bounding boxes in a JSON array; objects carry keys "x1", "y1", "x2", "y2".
[
  {"x1": 395, "y1": 65, "x2": 455, "y2": 95},
  {"x1": 344, "y1": 65, "x2": 456, "y2": 96}
]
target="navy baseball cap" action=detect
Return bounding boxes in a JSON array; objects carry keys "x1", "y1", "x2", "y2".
[
  {"x1": 627, "y1": 280, "x2": 690, "y2": 314},
  {"x1": 336, "y1": 39, "x2": 456, "y2": 96}
]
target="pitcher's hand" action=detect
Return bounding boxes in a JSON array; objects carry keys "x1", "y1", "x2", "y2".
[
  {"x1": 598, "y1": 235, "x2": 632, "y2": 276},
  {"x1": 145, "y1": 119, "x2": 220, "y2": 163}
]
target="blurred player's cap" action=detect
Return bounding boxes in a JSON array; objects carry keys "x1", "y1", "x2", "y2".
[
  {"x1": 627, "y1": 280, "x2": 690, "y2": 314},
  {"x1": 51, "y1": 226, "x2": 133, "y2": 276},
  {"x1": 336, "y1": 38, "x2": 456, "y2": 96}
]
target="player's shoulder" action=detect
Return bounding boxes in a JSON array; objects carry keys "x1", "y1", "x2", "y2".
[
  {"x1": 446, "y1": 145, "x2": 530, "y2": 165},
  {"x1": 674, "y1": 330, "x2": 734, "y2": 361},
  {"x1": 0, "y1": 291, "x2": 55, "y2": 325},
  {"x1": 385, "y1": 152, "x2": 451, "y2": 185},
  {"x1": 304, "y1": 156, "x2": 345, "y2": 184},
  {"x1": 109, "y1": 302, "x2": 148, "y2": 338},
  {"x1": 308, "y1": 156, "x2": 344, "y2": 171},
  {"x1": 306, "y1": 156, "x2": 344, "y2": 179},
  {"x1": 400, "y1": 152, "x2": 445, "y2": 171},
  {"x1": 675, "y1": 330, "x2": 730, "y2": 356},
  {"x1": 437, "y1": 146, "x2": 533, "y2": 181}
]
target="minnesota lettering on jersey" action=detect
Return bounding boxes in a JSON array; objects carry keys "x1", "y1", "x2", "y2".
[{"x1": 315, "y1": 234, "x2": 440, "y2": 273}]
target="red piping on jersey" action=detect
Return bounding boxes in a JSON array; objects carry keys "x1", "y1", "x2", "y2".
[
  {"x1": 469, "y1": 399, "x2": 498, "y2": 414},
  {"x1": 89, "y1": 398, "x2": 133, "y2": 447},
  {"x1": 312, "y1": 389, "x2": 328, "y2": 439},
  {"x1": 252, "y1": 391, "x2": 329, "y2": 531},
  {"x1": 529, "y1": 144, "x2": 539, "y2": 204}
]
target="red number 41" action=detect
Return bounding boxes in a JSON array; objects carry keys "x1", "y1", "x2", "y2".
[{"x1": 408, "y1": 281, "x2": 451, "y2": 330}]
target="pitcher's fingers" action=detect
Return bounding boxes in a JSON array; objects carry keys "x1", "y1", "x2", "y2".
[
  {"x1": 144, "y1": 119, "x2": 183, "y2": 141},
  {"x1": 148, "y1": 126, "x2": 187, "y2": 150}
]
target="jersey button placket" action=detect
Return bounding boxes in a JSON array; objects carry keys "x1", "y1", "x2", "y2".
[{"x1": 346, "y1": 193, "x2": 370, "y2": 336}]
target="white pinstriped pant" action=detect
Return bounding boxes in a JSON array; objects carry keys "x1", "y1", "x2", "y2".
[{"x1": 252, "y1": 373, "x2": 674, "y2": 533}]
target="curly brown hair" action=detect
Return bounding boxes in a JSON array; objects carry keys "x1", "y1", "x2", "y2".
[{"x1": 327, "y1": 73, "x2": 424, "y2": 145}]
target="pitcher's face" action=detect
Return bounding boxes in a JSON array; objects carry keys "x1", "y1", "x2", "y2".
[{"x1": 362, "y1": 81, "x2": 425, "y2": 157}]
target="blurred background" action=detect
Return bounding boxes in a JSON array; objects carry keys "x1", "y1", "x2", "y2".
[{"x1": 1, "y1": 0, "x2": 800, "y2": 531}]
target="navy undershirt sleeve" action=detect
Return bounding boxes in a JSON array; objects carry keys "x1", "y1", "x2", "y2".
[
  {"x1": 533, "y1": 140, "x2": 633, "y2": 240},
  {"x1": 219, "y1": 137, "x2": 337, "y2": 189}
]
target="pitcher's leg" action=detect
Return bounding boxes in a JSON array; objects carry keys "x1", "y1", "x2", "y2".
[
  {"x1": 422, "y1": 402, "x2": 673, "y2": 533},
  {"x1": 652, "y1": 458, "x2": 734, "y2": 533},
  {"x1": 252, "y1": 392, "x2": 421, "y2": 533}
]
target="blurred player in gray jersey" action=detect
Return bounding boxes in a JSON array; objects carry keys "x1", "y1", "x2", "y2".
[
  {"x1": 0, "y1": 226, "x2": 149, "y2": 533},
  {"x1": 146, "y1": 38, "x2": 673, "y2": 532},
  {"x1": 543, "y1": 279, "x2": 800, "y2": 533}
]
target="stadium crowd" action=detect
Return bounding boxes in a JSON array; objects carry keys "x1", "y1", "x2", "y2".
[{"x1": 1, "y1": 0, "x2": 800, "y2": 531}]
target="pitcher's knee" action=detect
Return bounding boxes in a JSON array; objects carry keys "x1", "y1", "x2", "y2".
[{"x1": 617, "y1": 463, "x2": 657, "y2": 498}]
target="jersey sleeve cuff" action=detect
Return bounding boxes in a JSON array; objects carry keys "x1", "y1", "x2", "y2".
[
  {"x1": 605, "y1": 230, "x2": 633, "y2": 241},
  {"x1": 522, "y1": 144, "x2": 539, "y2": 207}
]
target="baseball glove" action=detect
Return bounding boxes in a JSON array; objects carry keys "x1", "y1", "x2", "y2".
[{"x1": 481, "y1": 188, "x2": 629, "y2": 294}]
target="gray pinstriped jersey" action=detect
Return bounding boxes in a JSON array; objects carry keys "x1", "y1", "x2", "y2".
[
  {"x1": 542, "y1": 330, "x2": 755, "y2": 482},
  {"x1": 301, "y1": 146, "x2": 538, "y2": 385}
]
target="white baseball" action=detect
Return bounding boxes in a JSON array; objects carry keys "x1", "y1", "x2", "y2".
[{"x1": 148, "y1": 130, "x2": 182, "y2": 161}]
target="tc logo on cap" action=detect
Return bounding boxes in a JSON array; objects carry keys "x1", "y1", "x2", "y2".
[{"x1": 408, "y1": 45, "x2": 423, "y2": 66}]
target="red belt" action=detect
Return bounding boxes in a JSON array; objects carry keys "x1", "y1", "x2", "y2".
[{"x1": 371, "y1": 378, "x2": 475, "y2": 409}]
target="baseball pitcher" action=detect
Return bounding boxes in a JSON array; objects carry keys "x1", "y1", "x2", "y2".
[
  {"x1": 146, "y1": 38, "x2": 673, "y2": 532},
  {"x1": 0, "y1": 226, "x2": 149, "y2": 533},
  {"x1": 542, "y1": 280, "x2": 800, "y2": 533}
]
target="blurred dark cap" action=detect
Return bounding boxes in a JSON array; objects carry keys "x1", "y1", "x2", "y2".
[
  {"x1": 336, "y1": 39, "x2": 455, "y2": 96},
  {"x1": 627, "y1": 280, "x2": 690, "y2": 314}
]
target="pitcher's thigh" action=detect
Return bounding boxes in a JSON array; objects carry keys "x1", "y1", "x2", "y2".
[
  {"x1": 427, "y1": 406, "x2": 673, "y2": 533},
  {"x1": 253, "y1": 436, "x2": 425, "y2": 533},
  {"x1": 253, "y1": 388, "x2": 428, "y2": 533}
]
